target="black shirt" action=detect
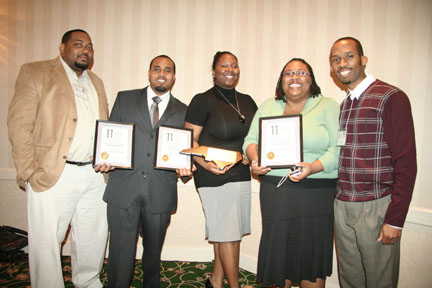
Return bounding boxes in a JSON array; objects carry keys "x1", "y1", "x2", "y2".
[{"x1": 185, "y1": 85, "x2": 258, "y2": 188}]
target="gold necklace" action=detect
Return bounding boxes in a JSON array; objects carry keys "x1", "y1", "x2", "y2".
[{"x1": 215, "y1": 88, "x2": 246, "y2": 123}]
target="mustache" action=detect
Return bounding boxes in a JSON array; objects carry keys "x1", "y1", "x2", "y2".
[{"x1": 337, "y1": 67, "x2": 352, "y2": 72}]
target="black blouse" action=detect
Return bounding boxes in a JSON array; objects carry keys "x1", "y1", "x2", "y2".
[{"x1": 185, "y1": 85, "x2": 258, "y2": 188}]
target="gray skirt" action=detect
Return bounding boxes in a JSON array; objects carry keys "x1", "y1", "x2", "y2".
[{"x1": 198, "y1": 181, "x2": 251, "y2": 242}]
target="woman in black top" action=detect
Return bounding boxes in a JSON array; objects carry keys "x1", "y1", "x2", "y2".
[{"x1": 185, "y1": 51, "x2": 257, "y2": 288}]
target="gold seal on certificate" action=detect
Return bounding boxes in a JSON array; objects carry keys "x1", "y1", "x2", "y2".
[
  {"x1": 259, "y1": 114, "x2": 303, "y2": 168},
  {"x1": 101, "y1": 152, "x2": 109, "y2": 160},
  {"x1": 266, "y1": 152, "x2": 275, "y2": 160},
  {"x1": 154, "y1": 125, "x2": 193, "y2": 171},
  {"x1": 93, "y1": 120, "x2": 135, "y2": 169}
]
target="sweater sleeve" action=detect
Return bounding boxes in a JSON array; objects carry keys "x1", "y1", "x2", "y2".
[
  {"x1": 383, "y1": 90, "x2": 417, "y2": 227},
  {"x1": 242, "y1": 104, "x2": 263, "y2": 153},
  {"x1": 317, "y1": 98, "x2": 340, "y2": 173},
  {"x1": 243, "y1": 98, "x2": 282, "y2": 154}
]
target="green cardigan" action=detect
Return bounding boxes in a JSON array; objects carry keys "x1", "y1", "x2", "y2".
[{"x1": 243, "y1": 94, "x2": 340, "y2": 178}]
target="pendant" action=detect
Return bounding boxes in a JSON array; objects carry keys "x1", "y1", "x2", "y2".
[{"x1": 239, "y1": 114, "x2": 246, "y2": 123}]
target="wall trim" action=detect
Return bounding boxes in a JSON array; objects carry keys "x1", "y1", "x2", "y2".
[
  {"x1": 0, "y1": 168, "x2": 16, "y2": 180},
  {"x1": 405, "y1": 207, "x2": 432, "y2": 227},
  {"x1": 161, "y1": 246, "x2": 213, "y2": 262},
  {"x1": 2, "y1": 168, "x2": 432, "y2": 227},
  {"x1": 0, "y1": 167, "x2": 197, "y2": 187}
]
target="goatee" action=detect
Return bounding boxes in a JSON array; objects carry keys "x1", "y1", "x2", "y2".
[
  {"x1": 155, "y1": 86, "x2": 167, "y2": 92},
  {"x1": 75, "y1": 61, "x2": 89, "y2": 70}
]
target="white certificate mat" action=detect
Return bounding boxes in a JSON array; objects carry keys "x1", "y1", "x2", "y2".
[
  {"x1": 259, "y1": 114, "x2": 303, "y2": 168},
  {"x1": 155, "y1": 125, "x2": 193, "y2": 171},
  {"x1": 93, "y1": 120, "x2": 134, "y2": 169}
]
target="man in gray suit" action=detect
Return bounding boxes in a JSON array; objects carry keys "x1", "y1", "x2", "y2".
[{"x1": 102, "y1": 55, "x2": 188, "y2": 287}]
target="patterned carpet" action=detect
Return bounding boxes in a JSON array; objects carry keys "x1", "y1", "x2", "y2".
[{"x1": 0, "y1": 256, "x2": 260, "y2": 287}]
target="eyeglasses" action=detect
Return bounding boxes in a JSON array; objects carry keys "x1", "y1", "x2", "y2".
[{"x1": 282, "y1": 70, "x2": 309, "y2": 77}]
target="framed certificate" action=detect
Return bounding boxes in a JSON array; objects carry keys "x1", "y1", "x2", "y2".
[
  {"x1": 258, "y1": 114, "x2": 303, "y2": 168},
  {"x1": 93, "y1": 120, "x2": 135, "y2": 169},
  {"x1": 155, "y1": 125, "x2": 193, "y2": 171}
]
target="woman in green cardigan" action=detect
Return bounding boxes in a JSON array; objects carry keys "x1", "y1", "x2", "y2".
[{"x1": 243, "y1": 58, "x2": 340, "y2": 288}]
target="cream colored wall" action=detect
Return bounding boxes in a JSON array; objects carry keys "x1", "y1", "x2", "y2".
[{"x1": 1, "y1": 0, "x2": 432, "y2": 287}]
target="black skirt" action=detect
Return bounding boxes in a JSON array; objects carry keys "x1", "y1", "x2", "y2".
[{"x1": 257, "y1": 176, "x2": 337, "y2": 287}]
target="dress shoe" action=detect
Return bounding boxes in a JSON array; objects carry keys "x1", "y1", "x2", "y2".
[{"x1": 205, "y1": 278, "x2": 213, "y2": 288}]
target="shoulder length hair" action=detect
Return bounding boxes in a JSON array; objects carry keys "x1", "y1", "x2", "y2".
[{"x1": 275, "y1": 58, "x2": 321, "y2": 101}]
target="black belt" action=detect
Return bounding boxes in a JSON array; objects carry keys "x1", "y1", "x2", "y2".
[{"x1": 65, "y1": 160, "x2": 92, "y2": 166}]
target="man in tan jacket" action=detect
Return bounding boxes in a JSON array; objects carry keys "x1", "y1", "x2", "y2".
[{"x1": 7, "y1": 29, "x2": 109, "y2": 288}]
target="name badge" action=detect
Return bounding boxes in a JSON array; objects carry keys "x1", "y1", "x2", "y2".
[
  {"x1": 337, "y1": 130, "x2": 346, "y2": 146},
  {"x1": 73, "y1": 84, "x2": 88, "y2": 100}
]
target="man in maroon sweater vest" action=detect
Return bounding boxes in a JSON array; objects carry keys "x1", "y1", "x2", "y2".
[{"x1": 330, "y1": 37, "x2": 417, "y2": 288}]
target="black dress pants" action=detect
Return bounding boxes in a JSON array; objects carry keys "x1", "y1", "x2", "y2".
[{"x1": 107, "y1": 194, "x2": 171, "y2": 288}]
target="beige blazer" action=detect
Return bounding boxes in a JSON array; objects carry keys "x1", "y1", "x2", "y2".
[{"x1": 7, "y1": 57, "x2": 109, "y2": 192}]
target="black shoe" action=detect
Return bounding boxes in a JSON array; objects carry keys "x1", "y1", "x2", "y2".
[{"x1": 205, "y1": 278, "x2": 213, "y2": 288}]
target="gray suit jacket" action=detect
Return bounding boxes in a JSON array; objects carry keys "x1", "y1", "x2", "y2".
[{"x1": 103, "y1": 87, "x2": 187, "y2": 213}]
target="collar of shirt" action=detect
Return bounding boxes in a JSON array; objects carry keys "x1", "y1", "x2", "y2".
[
  {"x1": 60, "y1": 57, "x2": 88, "y2": 81},
  {"x1": 146, "y1": 86, "x2": 170, "y2": 116},
  {"x1": 348, "y1": 74, "x2": 376, "y2": 100}
]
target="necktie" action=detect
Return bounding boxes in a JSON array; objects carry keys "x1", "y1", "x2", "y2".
[{"x1": 150, "y1": 96, "x2": 162, "y2": 127}]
